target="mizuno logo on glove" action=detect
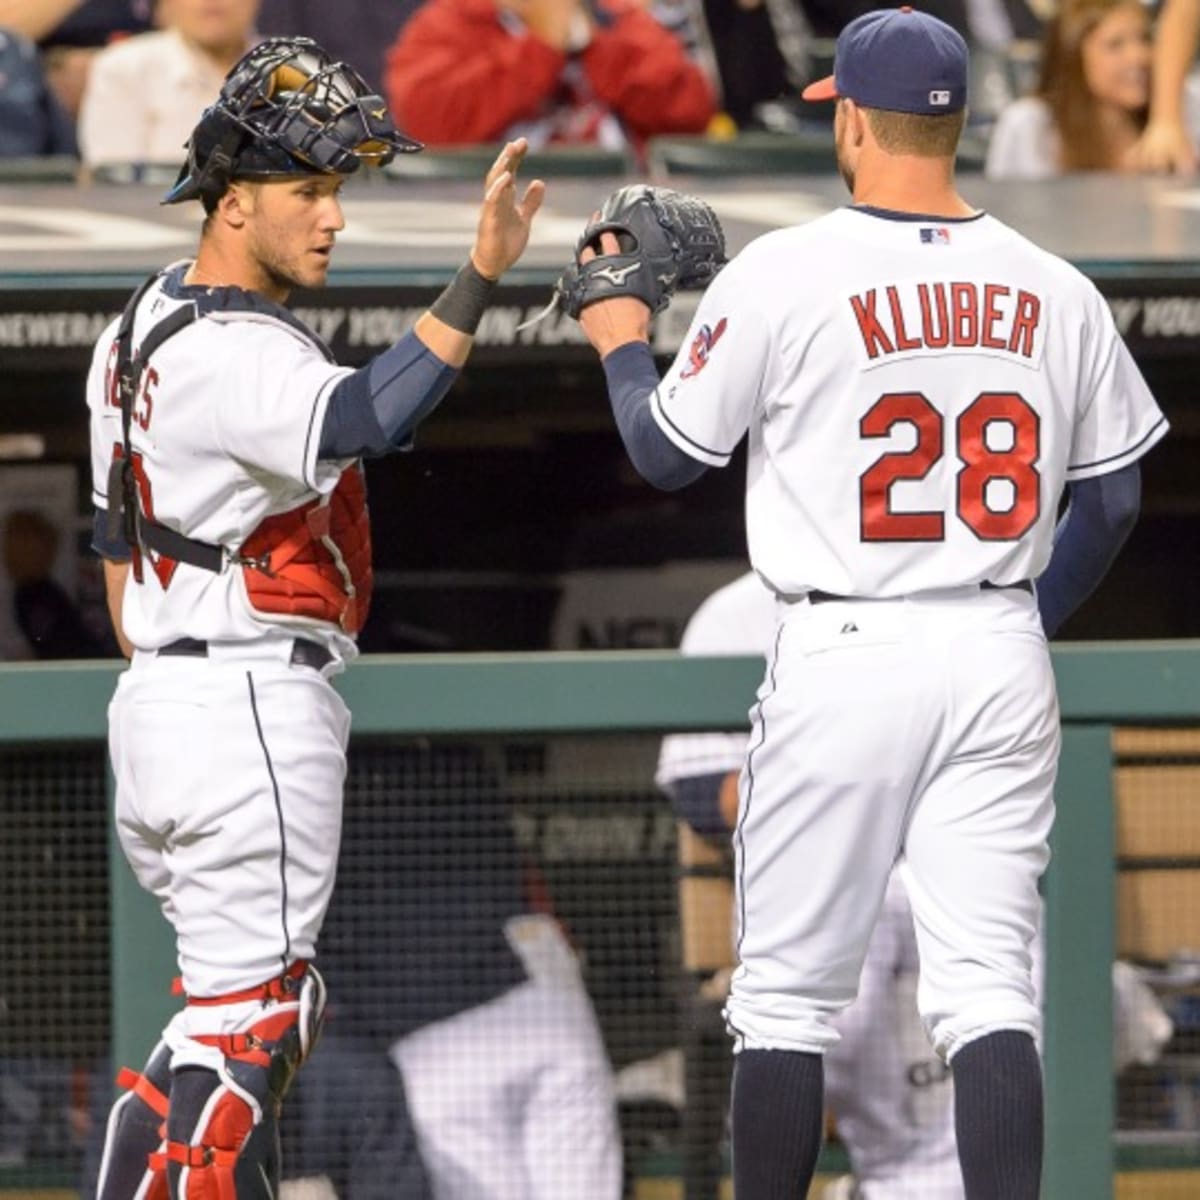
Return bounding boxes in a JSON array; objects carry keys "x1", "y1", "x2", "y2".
[{"x1": 592, "y1": 263, "x2": 640, "y2": 287}]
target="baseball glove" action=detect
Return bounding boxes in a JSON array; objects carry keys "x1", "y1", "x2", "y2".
[{"x1": 554, "y1": 184, "x2": 727, "y2": 319}]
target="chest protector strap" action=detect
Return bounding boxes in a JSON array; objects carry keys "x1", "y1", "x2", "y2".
[{"x1": 105, "y1": 276, "x2": 216, "y2": 580}]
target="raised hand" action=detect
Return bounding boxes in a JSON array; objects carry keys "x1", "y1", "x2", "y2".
[{"x1": 470, "y1": 139, "x2": 547, "y2": 280}]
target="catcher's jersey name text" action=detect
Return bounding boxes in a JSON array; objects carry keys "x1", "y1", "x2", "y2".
[{"x1": 850, "y1": 281, "x2": 1043, "y2": 361}]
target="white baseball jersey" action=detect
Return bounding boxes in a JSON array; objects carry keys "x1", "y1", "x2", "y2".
[
  {"x1": 652, "y1": 208, "x2": 1168, "y2": 598},
  {"x1": 87, "y1": 264, "x2": 357, "y2": 656}
]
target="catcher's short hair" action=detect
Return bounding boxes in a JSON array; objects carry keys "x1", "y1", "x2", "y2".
[{"x1": 164, "y1": 37, "x2": 422, "y2": 209}]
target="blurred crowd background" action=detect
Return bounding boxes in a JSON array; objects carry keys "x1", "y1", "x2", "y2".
[{"x1": 1, "y1": 0, "x2": 1198, "y2": 179}]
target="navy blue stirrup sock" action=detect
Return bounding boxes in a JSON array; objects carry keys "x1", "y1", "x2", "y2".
[
  {"x1": 731, "y1": 1048, "x2": 824, "y2": 1200},
  {"x1": 952, "y1": 1030, "x2": 1043, "y2": 1199}
]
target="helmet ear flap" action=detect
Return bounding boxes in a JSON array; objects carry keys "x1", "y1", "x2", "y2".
[{"x1": 162, "y1": 110, "x2": 245, "y2": 206}]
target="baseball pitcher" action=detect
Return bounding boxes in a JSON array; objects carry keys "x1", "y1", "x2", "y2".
[{"x1": 568, "y1": 8, "x2": 1167, "y2": 1199}]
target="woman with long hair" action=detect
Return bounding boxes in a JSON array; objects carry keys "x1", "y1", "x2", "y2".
[{"x1": 986, "y1": 0, "x2": 1200, "y2": 178}]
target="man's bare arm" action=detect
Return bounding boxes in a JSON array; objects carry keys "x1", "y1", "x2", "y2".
[
  {"x1": 1132, "y1": 0, "x2": 1200, "y2": 173},
  {"x1": 0, "y1": 0, "x2": 84, "y2": 42},
  {"x1": 103, "y1": 558, "x2": 133, "y2": 659}
]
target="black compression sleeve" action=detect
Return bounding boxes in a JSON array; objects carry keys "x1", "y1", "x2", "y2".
[{"x1": 601, "y1": 341, "x2": 707, "y2": 491}]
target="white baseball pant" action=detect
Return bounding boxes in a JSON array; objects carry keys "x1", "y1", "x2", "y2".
[
  {"x1": 725, "y1": 585, "x2": 1057, "y2": 1063},
  {"x1": 108, "y1": 639, "x2": 351, "y2": 998}
]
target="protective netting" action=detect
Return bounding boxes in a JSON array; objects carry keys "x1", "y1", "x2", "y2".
[
  {"x1": 4, "y1": 727, "x2": 1200, "y2": 1197},
  {"x1": 1113, "y1": 728, "x2": 1200, "y2": 1172},
  {"x1": 280, "y1": 734, "x2": 685, "y2": 1199},
  {"x1": 0, "y1": 744, "x2": 108, "y2": 1191},
  {"x1": 276, "y1": 734, "x2": 955, "y2": 1198}
]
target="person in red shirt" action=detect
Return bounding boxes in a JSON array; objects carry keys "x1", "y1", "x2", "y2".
[{"x1": 385, "y1": 0, "x2": 715, "y2": 151}]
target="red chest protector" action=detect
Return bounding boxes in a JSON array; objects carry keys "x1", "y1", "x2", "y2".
[{"x1": 240, "y1": 466, "x2": 373, "y2": 635}]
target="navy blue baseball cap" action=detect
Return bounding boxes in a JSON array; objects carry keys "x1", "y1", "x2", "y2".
[{"x1": 801, "y1": 6, "x2": 968, "y2": 115}]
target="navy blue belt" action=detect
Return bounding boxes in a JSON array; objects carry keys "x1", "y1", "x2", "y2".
[
  {"x1": 158, "y1": 637, "x2": 334, "y2": 671},
  {"x1": 806, "y1": 580, "x2": 1033, "y2": 604}
]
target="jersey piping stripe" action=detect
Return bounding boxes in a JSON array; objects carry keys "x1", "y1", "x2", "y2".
[
  {"x1": 734, "y1": 621, "x2": 785, "y2": 963},
  {"x1": 301, "y1": 378, "x2": 327, "y2": 490},
  {"x1": 651, "y1": 388, "x2": 733, "y2": 463},
  {"x1": 1067, "y1": 415, "x2": 1168, "y2": 472},
  {"x1": 245, "y1": 671, "x2": 291, "y2": 977}
]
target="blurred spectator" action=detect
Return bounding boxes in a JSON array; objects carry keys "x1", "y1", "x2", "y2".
[
  {"x1": 256, "y1": 0, "x2": 421, "y2": 92},
  {"x1": 801, "y1": 0, "x2": 970, "y2": 38},
  {"x1": 699, "y1": 0, "x2": 1050, "y2": 134},
  {"x1": 0, "y1": 29, "x2": 77, "y2": 156},
  {"x1": 384, "y1": 0, "x2": 716, "y2": 151},
  {"x1": 986, "y1": 0, "x2": 1199, "y2": 178},
  {"x1": 2, "y1": 510, "x2": 106, "y2": 659},
  {"x1": 293, "y1": 743, "x2": 623, "y2": 1200},
  {"x1": 701, "y1": 0, "x2": 797, "y2": 129},
  {"x1": 1131, "y1": 0, "x2": 1200, "y2": 173},
  {"x1": 280, "y1": 1032, "x2": 434, "y2": 1200},
  {"x1": 0, "y1": 0, "x2": 152, "y2": 43},
  {"x1": 1, "y1": 0, "x2": 155, "y2": 119},
  {"x1": 77, "y1": 0, "x2": 259, "y2": 170}
]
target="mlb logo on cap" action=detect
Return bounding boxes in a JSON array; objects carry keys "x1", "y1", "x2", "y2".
[{"x1": 801, "y1": 6, "x2": 969, "y2": 116}]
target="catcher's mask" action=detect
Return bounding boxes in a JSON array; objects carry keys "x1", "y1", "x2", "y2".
[{"x1": 163, "y1": 36, "x2": 422, "y2": 207}]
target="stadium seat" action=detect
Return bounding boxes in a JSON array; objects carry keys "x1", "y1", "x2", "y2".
[
  {"x1": 645, "y1": 131, "x2": 836, "y2": 178},
  {"x1": 87, "y1": 162, "x2": 185, "y2": 187},
  {"x1": 0, "y1": 155, "x2": 78, "y2": 184},
  {"x1": 385, "y1": 144, "x2": 633, "y2": 180}
]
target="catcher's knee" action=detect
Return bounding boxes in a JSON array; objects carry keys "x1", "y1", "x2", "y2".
[
  {"x1": 101, "y1": 965, "x2": 326, "y2": 1200},
  {"x1": 160, "y1": 1064, "x2": 274, "y2": 1199},
  {"x1": 96, "y1": 1040, "x2": 173, "y2": 1200}
]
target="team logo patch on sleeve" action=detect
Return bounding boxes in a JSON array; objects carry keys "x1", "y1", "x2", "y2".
[
  {"x1": 919, "y1": 227, "x2": 951, "y2": 245},
  {"x1": 681, "y1": 317, "x2": 728, "y2": 378}
]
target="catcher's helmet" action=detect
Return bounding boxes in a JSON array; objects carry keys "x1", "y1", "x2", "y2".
[{"x1": 163, "y1": 37, "x2": 422, "y2": 206}]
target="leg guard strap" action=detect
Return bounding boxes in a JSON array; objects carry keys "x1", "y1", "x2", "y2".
[
  {"x1": 115, "y1": 1065, "x2": 170, "y2": 1119},
  {"x1": 96, "y1": 1041, "x2": 173, "y2": 1200},
  {"x1": 152, "y1": 1141, "x2": 241, "y2": 1170},
  {"x1": 184, "y1": 960, "x2": 309, "y2": 1007}
]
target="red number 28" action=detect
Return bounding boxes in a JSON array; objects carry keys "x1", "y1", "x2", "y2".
[{"x1": 859, "y1": 391, "x2": 1040, "y2": 543}]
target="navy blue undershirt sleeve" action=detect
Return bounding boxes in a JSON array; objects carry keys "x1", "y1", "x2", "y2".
[
  {"x1": 92, "y1": 508, "x2": 131, "y2": 561},
  {"x1": 602, "y1": 341, "x2": 708, "y2": 491},
  {"x1": 319, "y1": 332, "x2": 459, "y2": 459},
  {"x1": 1036, "y1": 462, "x2": 1141, "y2": 638},
  {"x1": 670, "y1": 771, "x2": 732, "y2": 838}
]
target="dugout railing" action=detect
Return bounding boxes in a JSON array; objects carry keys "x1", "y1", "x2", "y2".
[{"x1": 1, "y1": 644, "x2": 1198, "y2": 1198}]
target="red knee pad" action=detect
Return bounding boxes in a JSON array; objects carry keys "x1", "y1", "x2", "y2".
[{"x1": 152, "y1": 1089, "x2": 252, "y2": 1200}]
